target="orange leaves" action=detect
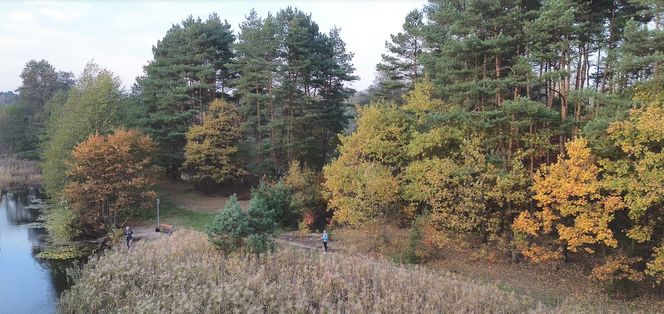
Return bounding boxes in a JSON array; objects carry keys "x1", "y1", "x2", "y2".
[
  {"x1": 63, "y1": 128, "x2": 157, "y2": 235},
  {"x1": 591, "y1": 255, "x2": 644, "y2": 283}
]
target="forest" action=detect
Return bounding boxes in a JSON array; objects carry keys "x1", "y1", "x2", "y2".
[{"x1": 1, "y1": 0, "x2": 664, "y2": 304}]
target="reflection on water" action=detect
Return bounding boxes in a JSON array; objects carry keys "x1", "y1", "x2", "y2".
[{"x1": 0, "y1": 188, "x2": 78, "y2": 314}]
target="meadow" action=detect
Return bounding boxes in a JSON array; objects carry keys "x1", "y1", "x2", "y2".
[{"x1": 58, "y1": 230, "x2": 584, "y2": 313}]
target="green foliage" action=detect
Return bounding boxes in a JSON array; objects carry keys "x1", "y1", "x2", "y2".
[
  {"x1": 208, "y1": 190, "x2": 279, "y2": 254},
  {"x1": 371, "y1": 9, "x2": 424, "y2": 102},
  {"x1": 12, "y1": 60, "x2": 74, "y2": 158},
  {"x1": 208, "y1": 195, "x2": 251, "y2": 253},
  {"x1": 41, "y1": 62, "x2": 124, "y2": 199},
  {"x1": 233, "y1": 8, "x2": 357, "y2": 176},
  {"x1": 251, "y1": 180, "x2": 294, "y2": 229},
  {"x1": 45, "y1": 203, "x2": 80, "y2": 242},
  {"x1": 403, "y1": 217, "x2": 424, "y2": 264},
  {"x1": 36, "y1": 244, "x2": 93, "y2": 260},
  {"x1": 138, "y1": 14, "x2": 236, "y2": 176}
]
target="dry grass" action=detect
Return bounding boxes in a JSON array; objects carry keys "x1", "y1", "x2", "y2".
[
  {"x1": 0, "y1": 157, "x2": 41, "y2": 190},
  {"x1": 59, "y1": 230, "x2": 583, "y2": 313},
  {"x1": 157, "y1": 180, "x2": 250, "y2": 213}
]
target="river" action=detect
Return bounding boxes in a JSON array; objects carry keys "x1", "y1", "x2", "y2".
[{"x1": 0, "y1": 188, "x2": 77, "y2": 313}]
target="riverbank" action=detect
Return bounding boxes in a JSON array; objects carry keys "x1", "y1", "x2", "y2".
[{"x1": 0, "y1": 157, "x2": 42, "y2": 191}]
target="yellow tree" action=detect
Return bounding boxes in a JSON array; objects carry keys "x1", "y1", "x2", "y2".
[
  {"x1": 181, "y1": 99, "x2": 245, "y2": 190},
  {"x1": 402, "y1": 138, "x2": 500, "y2": 245},
  {"x1": 606, "y1": 85, "x2": 664, "y2": 283},
  {"x1": 64, "y1": 129, "x2": 157, "y2": 236},
  {"x1": 513, "y1": 138, "x2": 623, "y2": 262},
  {"x1": 323, "y1": 105, "x2": 410, "y2": 225}
]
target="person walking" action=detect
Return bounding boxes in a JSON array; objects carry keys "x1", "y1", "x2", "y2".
[
  {"x1": 322, "y1": 230, "x2": 329, "y2": 254},
  {"x1": 125, "y1": 226, "x2": 133, "y2": 249}
]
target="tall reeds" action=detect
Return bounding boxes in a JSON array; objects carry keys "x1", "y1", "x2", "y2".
[{"x1": 59, "y1": 230, "x2": 581, "y2": 313}]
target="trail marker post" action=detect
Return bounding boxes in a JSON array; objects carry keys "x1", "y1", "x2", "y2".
[{"x1": 156, "y1": 198, "x2": 160, "y2": 232}]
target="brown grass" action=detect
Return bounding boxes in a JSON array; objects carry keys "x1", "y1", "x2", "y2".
[
  {"x1": 59, "y1": 230, "x2": 583, "y2": 313},
  {"x1": 157, "y1": 180, "x2": 249, "y2": 213},
  {"x1": 0, "y1": 157, "x2": 41, "y2": 191},
  {"x1": 332, "y1": 224, "x2": 663, "y2": 313}
]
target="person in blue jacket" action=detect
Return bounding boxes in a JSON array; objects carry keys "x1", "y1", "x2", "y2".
[{"x1": 322, "y1": 230, "x2": 329, "y2": 253}]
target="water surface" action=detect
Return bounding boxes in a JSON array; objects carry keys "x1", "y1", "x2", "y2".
[{"x1": 0, "y1": 188, "x2": 76, "y2": 313}]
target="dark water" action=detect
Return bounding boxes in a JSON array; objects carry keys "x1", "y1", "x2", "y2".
[{"x1": 0, "y1": 188, "x2": 77, "y2": 313}]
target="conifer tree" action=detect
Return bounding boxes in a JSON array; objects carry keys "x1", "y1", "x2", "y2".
[{"x1": 139, "y1": 14, "x2": 235, "y2": 176}]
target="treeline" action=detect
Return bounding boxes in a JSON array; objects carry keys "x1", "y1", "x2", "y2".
[
  {"x1": 0, "y1": 8, "x2": 354, "y2": 239},
  {"x1": 335, "y1": 0, "x2": 664, "y2": 294}
]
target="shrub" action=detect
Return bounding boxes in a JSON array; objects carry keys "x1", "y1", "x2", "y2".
[
  {"x1": 207, "y1": 195, "x2": 250, "y2": 253},
  {"x1": 284, "y1": 160, "x2": 329, "y2": 231},
  {"x1": 403, "y1": 217, "x2": 424, "y2": 264},
  {"x1": 207, "y1": 191, "x2": 278, "y2": 254},
  {"x1": 251, "y1": 180, "x2": 294, "y2": 228},
  {"x1": 44, "y1": 202, "x2": 80, "y2": 242},
  {"x1": 63, "y1": 128, "x2": 157, "y2": 237}
]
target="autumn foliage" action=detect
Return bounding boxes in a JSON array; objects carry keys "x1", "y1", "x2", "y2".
[
  {"x1": 323, "y1": 80, "x2": 664, "y2": 293},
  {"x1": 513, "y1": 138, "x2": 623, "y2": 262},
  {"x1": 63, "y1": 128, "x2": 157, "y2": 236},
  {"x1": 181, "y1": 99, "x2": 245, "y2": 189}
]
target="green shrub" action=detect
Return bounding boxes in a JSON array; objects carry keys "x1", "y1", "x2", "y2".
[
  {"x1": 252, "y1": 180, "x2": 294, "y2": 228},
  {"x1": 207, "y1": 195, "x2": 250, "y2": 253},
  {"x1": 45, "y1": 202, "x2": 80, "y2": 242},
  {"x1": 207, "y1": 192, "x2": 278, "y2": 254},
  {"x1": 403, "y1": 218, "x2": 424, "y2": 264}
]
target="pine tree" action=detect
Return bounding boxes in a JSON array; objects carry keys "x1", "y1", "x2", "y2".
[
  {"x1": 139, "y1": 14, "x2": 235, "y2": 176},
  {"x1": 372, "y1": 9, "x2": 424, "y2": 102}
]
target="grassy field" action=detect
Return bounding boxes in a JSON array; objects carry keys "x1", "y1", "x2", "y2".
[{"x1": 59, "y1": 230, "x2": 585, "y2": 313}]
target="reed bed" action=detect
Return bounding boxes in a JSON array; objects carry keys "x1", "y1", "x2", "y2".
[
  {"x1": 59, "y1": 230, "x2": 584, "y2": 313},
  {"x1": 0, "y1": 157, "x2": 42, "y2": 190}
]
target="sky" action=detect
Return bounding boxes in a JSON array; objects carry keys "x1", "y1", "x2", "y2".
[{"x1": 0, "y1": 0, "x2": 427, "y2": 93}]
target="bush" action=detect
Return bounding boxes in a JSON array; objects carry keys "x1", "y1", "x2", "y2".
[
  {"x1": 45, "y1": 202, "x2": 80, "y2": 242},
  {"x1": 251, "y1": 180, "x2": 294, "y2": 228},
  {"x1": 284, "y1": 160, "x2": 329, "y2": 232},
  {"x1": 207, "y1": 192, "x2": 278, "y2": 254},
  {"x1": 207, "y1": 195, "x2": 250, "y2": 253},
  {"x1": 403, "y1": 217, "x2": 424, "y2": 264}
]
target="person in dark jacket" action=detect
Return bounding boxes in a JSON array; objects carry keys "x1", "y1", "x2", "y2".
[{"x1": 125, "y1": 226, "x2": 133, "y2": 249}]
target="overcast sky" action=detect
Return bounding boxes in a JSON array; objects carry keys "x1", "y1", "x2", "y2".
[{"x1": 0, "y1": 0, "x2": 426, "y2": 93}]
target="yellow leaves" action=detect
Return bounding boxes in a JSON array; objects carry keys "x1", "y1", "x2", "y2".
[
  {"x1": 402, "y1": 78, "x2": 446, "y2": 113},
  {"x1": 645, "y1": 245, "x2": 664, "y2": 284},
  {"x1": 512, "y1": 211, "x2": 539, "y2": 237},
  {"x1": 342, "y1": 105, "x2": 412, "y2": 167},
  {"x1": 323, "y1": 158, "x2": 399, "y2": 225},
  {"x1": 519, "y1": 244, "x2": 563, "y2": 264},
  {"x1": 182, "y1": 99, "x2": 244, "y2": 185},
  {"x1": 516, "y1": 138, "x2": 623, "y2": 261}
]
